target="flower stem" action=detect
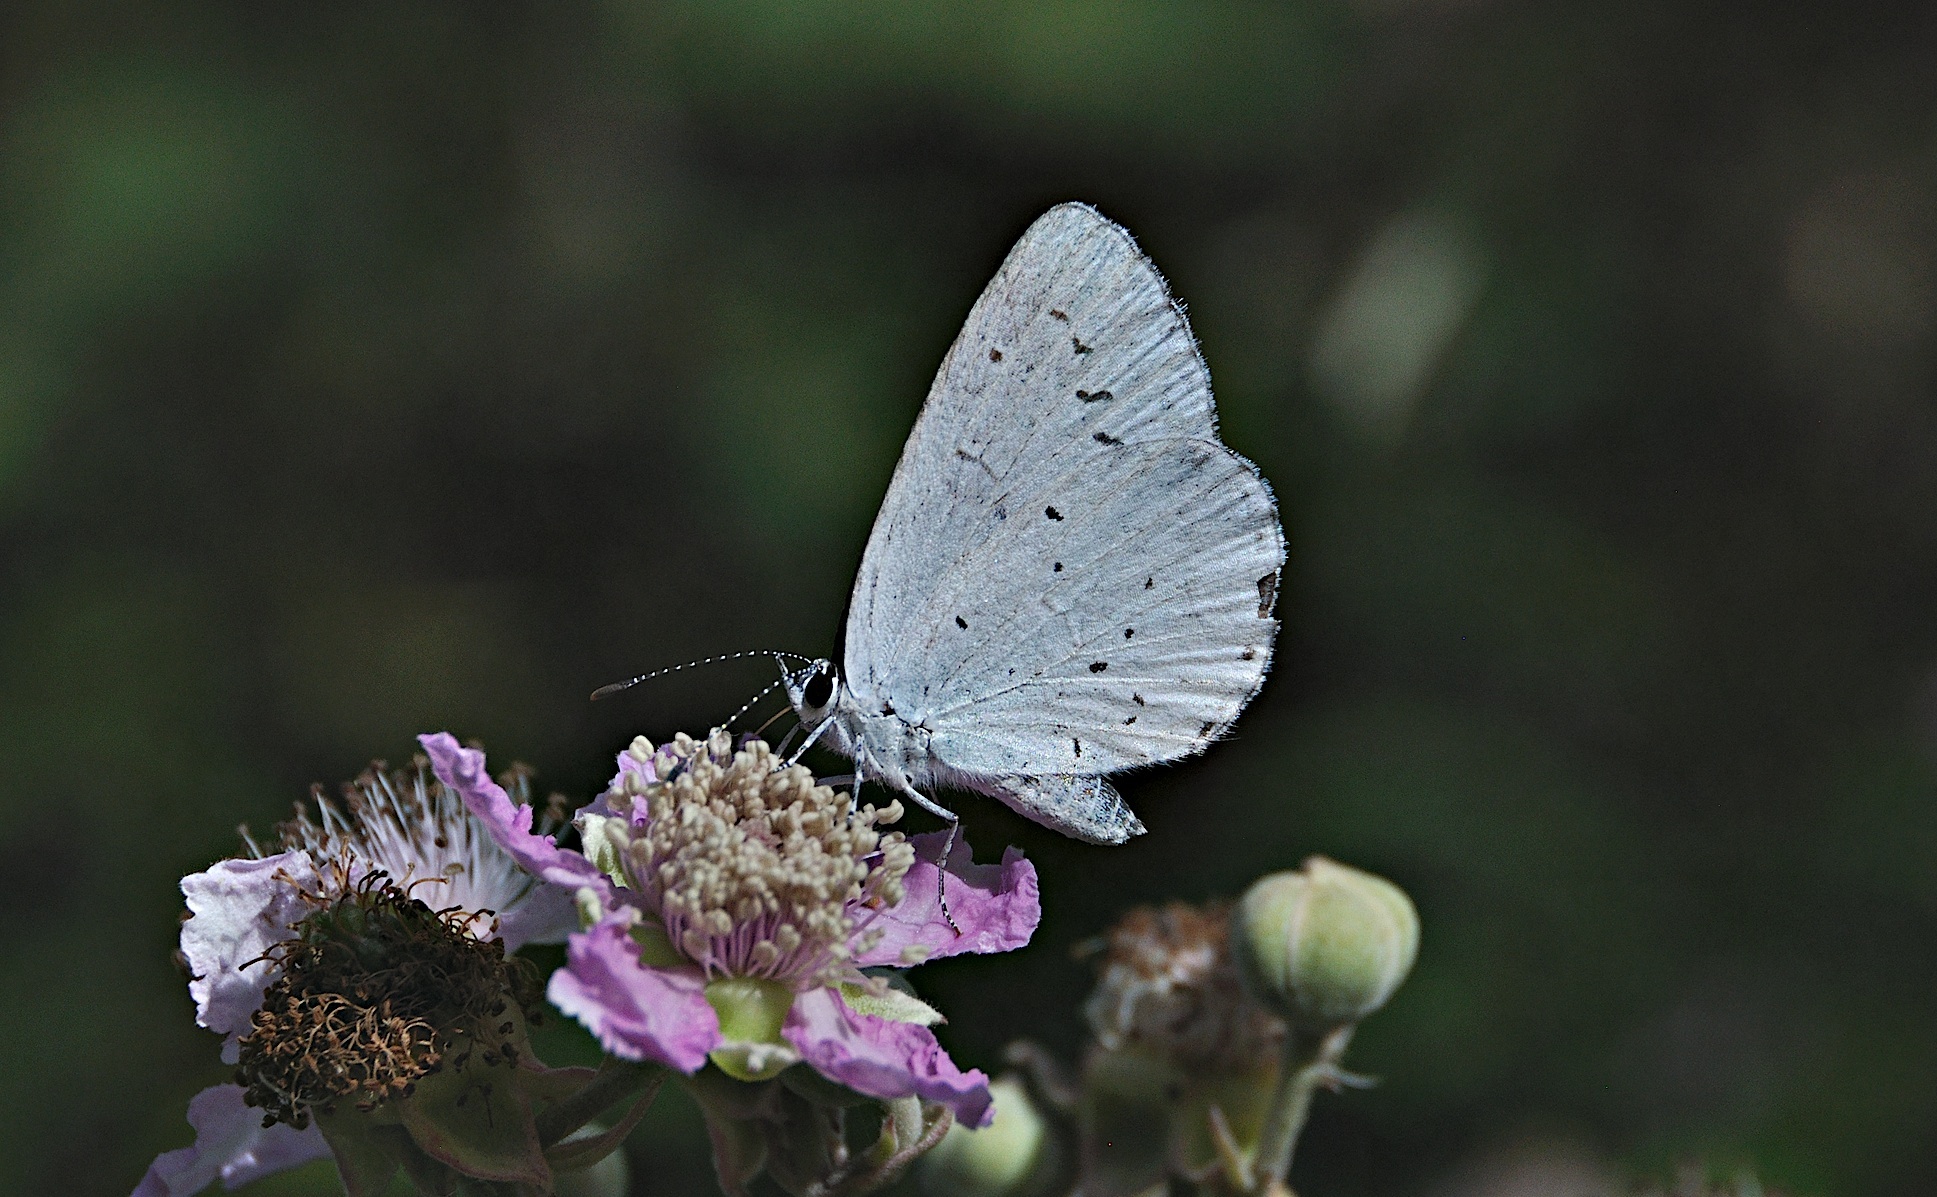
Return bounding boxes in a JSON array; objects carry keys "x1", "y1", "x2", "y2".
[
  {"x1": 535, "y1": 1059, "x2": 666, "y2": 1148},
  {"x1": 1252, "y1": 1024, "x2": 1354, "y2": 1193}
]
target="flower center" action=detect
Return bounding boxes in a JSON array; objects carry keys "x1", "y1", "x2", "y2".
[
  {"x1": 233, "y1": 877, "x2": 544, "y2": 1128},
  {"x1": 611, "y1": 731, "x2": 914, "y2": 987},
  {"x1": 268, "y1": 757, "x2": 545, "y2": 941}
]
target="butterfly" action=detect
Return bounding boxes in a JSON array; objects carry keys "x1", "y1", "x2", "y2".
[{"x1": 782, "y1": 202, "x2": 1284, "y2": 848}]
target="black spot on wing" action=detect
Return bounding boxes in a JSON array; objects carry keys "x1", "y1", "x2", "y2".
[
  {"x1": 1050, "y1": 308, "x2": 1069, "y2": 321},
  {"x1": 1240, "y1": 648, "x2": 1256, "y2": 661},
  {"x1": 1092, "y1": 430, "x2": 1122, "y2": 445},
  {"x1": 1132, "y1": 693, "x2": 1145, "y2": 706},
  {"x1": 955, "y1": 615, "x2": 968, "y2": 629},
  {"x1": 1257, "y1": 571, "x2": 1280, "y2": 617},
  {"x1": 1144, "y1": 577, "x2": 1154, "y2": 590},
  {"x1": 1053, "y1": 562, "x2": 1063, "y2": 572},
  {"x1": 1072, "y1": 336, "x2": 1092, "y2": 355},
  {"x1": 1124, "y1": 628, "x2": 1134, "y2": 639},
  {"x1": 1045, "y1": 506, "x2": 1064, "y2": 521},
  {"x1": 1198, "y1": 720, "x2": 1217, "y2": 738},
  {"x1": 1124, "y1": 715, "x2": 1138, "y2": 725},
  {"x1": 988, "y1": 347, "x2": 1003, "y2": 361},
  {"x1": 1072, "y1": 736, "x2": 1082, "y2": 757},
  {"x1": 1089, "y1": 661, "x2": 1108, "y2": 673},
  {"x1": 1076, "y1": 389, "x2": 1113, "y2": 403}
]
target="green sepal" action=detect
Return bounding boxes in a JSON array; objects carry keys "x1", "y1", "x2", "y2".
[
  {"x1": 1169, "y1": 1058, "x2": 1279, "y2": 1182},
  {"x1": 682, "y1": 1067, "x2": 775, "y2": 1197},
  {"x1": 629, "y1": 921, "x2": 683, "y2": 969},
  {"x1": 312, "y1": 1110, "x2": 406, "y2": 1197},
  {"x1": 543, "y1": 1073, "x2": 662, "y2": 1173},
  {"x1": 576, "y1": 813, "x2": 631, "y2": 889},
  {"x1": 396, "y1": 1061, "x2": 550, "y2": 1187},
  {"x1": 839, "y1": 980, "x2": 944, "y2": 1026},
  {"x1": 778, "y1": 1062, "x2": 873, "y2": 1109},
  {"x1": 514, "y1": 1063, "x2": 598, "y2": 1106}
]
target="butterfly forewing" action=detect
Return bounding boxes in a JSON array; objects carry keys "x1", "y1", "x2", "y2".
[{"x1": 848, "y1": 205, "x2": 1221, "y2": 697}]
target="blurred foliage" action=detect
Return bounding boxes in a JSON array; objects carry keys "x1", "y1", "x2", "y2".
[{"x1": 4, "y1": 2, "x2": 1936, "y2": 1195}]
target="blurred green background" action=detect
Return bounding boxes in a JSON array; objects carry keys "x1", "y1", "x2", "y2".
[{"x1": 5, "y1": 2, "x2": 1936, "y2": 1194}]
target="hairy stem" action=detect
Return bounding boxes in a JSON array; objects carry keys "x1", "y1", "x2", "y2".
[{"x1": 1252, "y1": 1024, "x2": 1354, "y2": 1193}]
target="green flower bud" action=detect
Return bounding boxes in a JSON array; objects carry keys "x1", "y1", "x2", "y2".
[
  {"x1": 1234, "y1": 857, "x2": 1419, "y2": 1029},
  {"x1": 920, "y1": 1075, "x2": 1053, "y2": 1197}
]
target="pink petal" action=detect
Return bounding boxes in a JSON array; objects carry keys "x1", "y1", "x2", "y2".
[
  {"x1": 547, "y1": 916, "x2": 720, "y2": 1073},
  {"x1": 494, "y1": 881, "x2": 578, "y2": 953},
  {"x1": 418, "y1": 733, "x2": 611, "y2": 898},
  {"x1": 180, "y1": 853, "x2": 317, "y2": 1059},
  {"x1": 783, "y1": 987, "x2": 994, "y2": 1127},
  {"x1": 852, "y1": 832, "x2": 1040, "y2": 967},
  {"x1": 132, "y1": 1084, "x2": 329, "y2": 1196}
]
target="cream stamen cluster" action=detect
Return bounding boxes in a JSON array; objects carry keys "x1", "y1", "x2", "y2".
[{"x1": 615, "y1": 730, "x2": 914, "y2": 986}]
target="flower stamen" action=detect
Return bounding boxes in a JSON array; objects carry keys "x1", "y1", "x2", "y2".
[{"x1": 606, "y1": 731, "x2": 915, "y2": 988}]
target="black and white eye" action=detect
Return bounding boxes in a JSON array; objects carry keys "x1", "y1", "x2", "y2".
[{"x1": 799, "y1": 662, "x2": 838, "y2": 721}]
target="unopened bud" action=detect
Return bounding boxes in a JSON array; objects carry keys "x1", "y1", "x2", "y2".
[
  {"x1": 1234, "y1": 857, "x2": 1418, "y2": 1029},
  {"x1": 919, "y1": 1075, "x2": 1052, "y2": 1196}
]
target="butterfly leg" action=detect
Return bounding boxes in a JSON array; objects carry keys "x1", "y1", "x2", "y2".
[
  {"x1": 784, "y1": 716, "x2": 836, "y2": 766},
  {"x1": 885, "y1": 779, "x2": 964, "y2": 936}
]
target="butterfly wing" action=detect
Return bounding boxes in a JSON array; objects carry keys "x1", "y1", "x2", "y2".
[{"x1": 844, "y1": 203, "x2": 1284, "y2": 791}]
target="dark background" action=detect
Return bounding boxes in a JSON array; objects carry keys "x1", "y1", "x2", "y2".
[{"x1": 5, "y1": 3, "x2": 1936, "y2": 1194}]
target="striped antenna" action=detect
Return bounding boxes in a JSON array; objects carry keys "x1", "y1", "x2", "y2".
[
  {"x1": 721, "y1": 676, "x2": 787, "y2": 730},
  {"x1": 590, "y1": 650, "x2": 813, "y2": 701}
]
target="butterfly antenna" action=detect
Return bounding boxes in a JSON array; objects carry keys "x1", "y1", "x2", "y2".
[
  {"x1": 721, "y1": 677, "x2": 786, "y2": 731},
  {"x1": 591, "y1": 650, "x2": 814, "y2": 701}
]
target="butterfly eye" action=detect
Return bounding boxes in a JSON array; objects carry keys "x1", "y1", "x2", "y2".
[{"x1": 802, "y1": 665, "x2": 837, "y2": 714}]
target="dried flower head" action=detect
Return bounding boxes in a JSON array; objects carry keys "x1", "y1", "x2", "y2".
[
  {"x1": 234, "y1": 873, "x2": 545, "y2": 1129},
  {"x1": 141, "y1": 750, "x2": 576, "y2": 1197},
  {"x1": 1084, "y1": 901, "x2": 1283, "y2": 1073}
]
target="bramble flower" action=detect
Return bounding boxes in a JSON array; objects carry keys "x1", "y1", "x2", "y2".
[
  {"x1": 138, "y1": 758, "x2": 576, "y2": 1197},
  {"x1": 422, "y1": 728, "x2": 1041, "y2": 1130}
]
